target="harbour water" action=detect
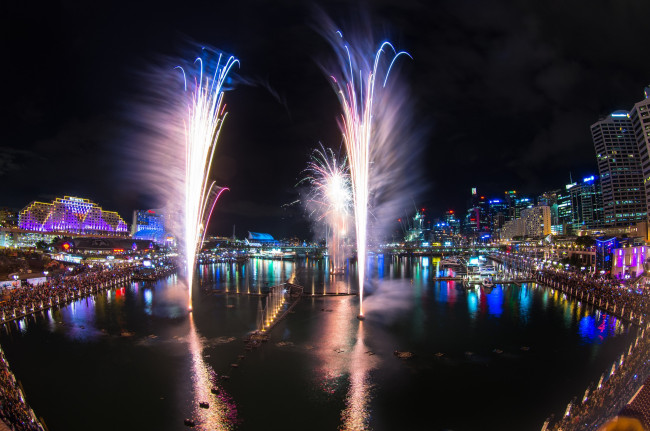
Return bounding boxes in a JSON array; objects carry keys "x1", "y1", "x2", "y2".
[{"x1": 0, "y1": 256, "x2": 636, "y2": 430}]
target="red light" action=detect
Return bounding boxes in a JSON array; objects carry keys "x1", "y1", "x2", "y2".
[
  {"x1": 147, "y1": 210, "x2": 155, "y2": 214},
  {"x1": 62, "y1": 243, "x2": 70, "y2": 251},
  {"x1": 113, "y1": 248, "x2": 124, "y2": 253}
]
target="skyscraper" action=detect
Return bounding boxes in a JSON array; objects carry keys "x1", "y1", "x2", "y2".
[
  {"x1": 591, "y1": 111, "x2": 646, "y2": 226},
  {"x1": 569, "y1": 175, "x2": 604, "y2": 229},
  {"x1": 630, "y1": 86, "x2": 650, "y2": 226}
]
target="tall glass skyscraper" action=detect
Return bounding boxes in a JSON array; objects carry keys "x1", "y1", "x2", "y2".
[
  {"x1": 630, "y1": 87, "x2": 650, "y2": 227},
  {"x1": 591, "y1": 111, "x2": 646, "y2": 226}
]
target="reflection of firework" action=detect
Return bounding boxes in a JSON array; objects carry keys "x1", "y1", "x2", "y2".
[
  {"x1": 324, "y1": 30, "x2": 411, "y2": 315},
  {"x1": 177, "y1": 53, "x2": 238, "y2": 310},
  {"x1": 303, "y1": 145, "x2": 351, "y2": 273}
]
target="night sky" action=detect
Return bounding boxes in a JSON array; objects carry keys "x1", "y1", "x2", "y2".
[{"x1": 3, "y1": 0, "x2": 650, "y2": 239}]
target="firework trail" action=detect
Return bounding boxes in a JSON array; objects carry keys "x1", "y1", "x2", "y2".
[
  {"x1": 302, "y1": 145, "x2": 352, "y2": 273},
  {"x1": 177, "y1": 53, "x2": 238, "y2": 311},
  {"x1": 323, "y1": 29, "x2": 411, "y2": 316}
]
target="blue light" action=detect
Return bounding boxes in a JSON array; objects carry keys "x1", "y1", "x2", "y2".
[
  {"x1": 583, "y1": 175, "x2": 595, "y2": 183},
  {"x1": 611, "y1": 112, "x2": 629, "y2": 118}
]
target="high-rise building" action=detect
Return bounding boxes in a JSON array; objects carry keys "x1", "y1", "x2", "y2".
[
  {"x1": 557, "y1": 183, "x2": 575, "y2": 235},
  {"x1": 500, "y1": 205, "x2": 551, "y2": 240},
  {"x1": 569, "y1": 175, "x2": 604, "y2": 229},
  {"x1": 131, "y1": 209, "x2": 166, "y2": 242},
  {"x1": 537, "y1": 190, "x2": 560, "y2": 229},
  {"x1": 444, "y1": 210, "x2": 460, "y2": 234},
  {"x1": 488, "y1": 199, "x2": 509, "y2": 231},
  {"x1": 591, "y1": 111, "x2": 646, "y2": 226},
  {"x1": 630, "y1": 86, "x2": 650, "y2": 225}
]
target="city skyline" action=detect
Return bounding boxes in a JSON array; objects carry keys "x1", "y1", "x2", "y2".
[{"x1": 3, "y1": 1, "x2": 650, "y2": 239}]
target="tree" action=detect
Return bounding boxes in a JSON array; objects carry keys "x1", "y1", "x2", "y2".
[{"x1": 575, "y1": 236, "x2": 595, "y2": 248}]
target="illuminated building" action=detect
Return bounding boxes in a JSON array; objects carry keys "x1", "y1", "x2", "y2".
[
  {"x1": 0, "y1": 208, "x2": 18, "y2": 227},
  {"x1": 569, "y1": 175, "x2": 604, "y2": 230},
  {"x1": 131, "y1": 209, "x2": 166, "y2": 242},
  {"x1": 611, "y1": 245, "x2": 648, "y2": 279},
  {"x1": 595, "y1": 237, "x2": 617, "y2": 275},
  {"x1": 18, "y1": 196, "x2": 128, "y2": 235},
  {"x1": 591, "y1": 111, "x2": 646, "y2": 226},
  {"x1": 488, "y1": 199, "x2": 509, "y2": 231},
  {"x1": 537, "y1": 190, "x2": 560, "y2": 231},
  {"x1": 630, "y1": 86, "x2": 650, "y2": 226},
  {"x1": 444, "y1": 210, "x2": 460, "y2": 234},
  {"x1": 500, "y1": 205, "x2": 550, "y2": 240}
]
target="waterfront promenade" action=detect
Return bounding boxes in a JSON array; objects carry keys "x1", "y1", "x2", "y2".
[
  {"x1": 494, "y1": 252, "x2": 650, "y2": 430},
  {"x1": 0, "y1": 266, "x2": 134, "y2": 324},
  {"x1": 0, "y1": 265, "x2": 137, "y2": 431}
]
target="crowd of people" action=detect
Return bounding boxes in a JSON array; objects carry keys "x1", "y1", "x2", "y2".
[
  {"x1": 548, "y1": 325, "x2": 650, "y2": 430},
  {"x1": 0, "y1": 264, "x2": 136, "y2": 430},
  {"x1": 535, "y1": 268, "x2": 650, "y2": 321},
  {"x1": 494, "y1": 252, "x2": 650, "y2": 429},
  {"x1": 0, "y1": 266, "x2": 133, "y2": 320},
  {"x1": 0, "y1": 347, "x2": 43, "y2": 431}
]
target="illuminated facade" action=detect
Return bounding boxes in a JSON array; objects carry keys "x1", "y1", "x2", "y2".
[
  {"x1": 131, "y1": 209, "x2": 166, "y2": 242},
  {"x1": 611, "y1": 245, "x2": 648, "y2": 279},
  {"x1": 18, "y1": 196, "x2": 128, "y2": 235}
]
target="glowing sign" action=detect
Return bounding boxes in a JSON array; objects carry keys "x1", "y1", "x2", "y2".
[
  {"x1": 583, "y1": 175, "x2": 595, "y2": 183},
  {"x1": 472, "y1": 188, "x2": 477, "y2": 195}
]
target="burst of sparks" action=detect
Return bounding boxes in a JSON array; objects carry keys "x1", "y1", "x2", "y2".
[
  {"x1": 303, "y1": 145, "x2": 352, "y2": 271},
  {"x1": 177, "y1": 53, "x2": 238, "y2": 310},
  {"x1": 327, "y1": 32, "x2": 411, "y2": 316}
]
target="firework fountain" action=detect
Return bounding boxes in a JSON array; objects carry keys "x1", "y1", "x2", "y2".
[
  {"x1": 177, "y1": 54, "x2": 239, "y2": 311},
  {"x1": 325, "y1": 31, "x2": 411, "y2": 317},
  {"x1": 303, "y1": 145, "x2": 352, "y2": 275}
]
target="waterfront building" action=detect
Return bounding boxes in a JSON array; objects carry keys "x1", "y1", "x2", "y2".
[
  {"x1": 611, "y1": 245, "x2": 649, "y2": 279},
  {"x1": 18, "y1": 196, "x2": 128, "y2": 236},
  {"x1": 591, "y1": 111, "x2": 646, "y2": 226},
  {"x1": 131, "y1": 209, "x2": 166, "y2": 243},
  {"x1": 247, "y1": 232, "x2": 278, "y2": 246},
  {"x1": 630, "y1": 86, "x2": 650, "y2": 226},
  {"x1": 500, "y1": 205, "x2": 551, "y2": 240},
  {"x1": 595, "y1": 237, "x2": 617, "y2": 275}
]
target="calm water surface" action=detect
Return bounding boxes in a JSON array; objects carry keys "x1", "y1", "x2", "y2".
[{"x1": 0, "y1": 257, "x2": 636, "y2": 430}]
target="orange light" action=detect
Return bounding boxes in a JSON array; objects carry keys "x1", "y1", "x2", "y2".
[{"x1": 62, "y1": 243, "x2": 70, "y2": 251}]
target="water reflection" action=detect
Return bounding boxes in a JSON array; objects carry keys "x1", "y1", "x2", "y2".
[
  {"x1": 312, "y1": 298, "x2": 375, "y2": 430},
  {"x1": 187, "y1": 313, "x2": 237, "y2": 430},
  {"x1": 340, "y1": 324, "x2": 374, "y2": 431}
]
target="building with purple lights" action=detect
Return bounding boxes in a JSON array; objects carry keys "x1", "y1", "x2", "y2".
[{"x1": 18, "y1": 196, "x2": 128, "y2": 236}]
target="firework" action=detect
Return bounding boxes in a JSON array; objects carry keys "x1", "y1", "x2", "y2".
[
  {"x1": 303, "y1": 145, "x2": 352, "y2": 273},
  {"x1": 177, "y1": 53, "x2": 238, "y2": 310},
  {"x1": 325, "y1": 31, "x2": 411, "y2": 316}
]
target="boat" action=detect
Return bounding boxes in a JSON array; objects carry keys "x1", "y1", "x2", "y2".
[
  {"x1": 482, "y1": 278, "x2": 495, "y2": 288},
  {"x1": 440, "y1": 257, "x2": 461, "y2": 267}
]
